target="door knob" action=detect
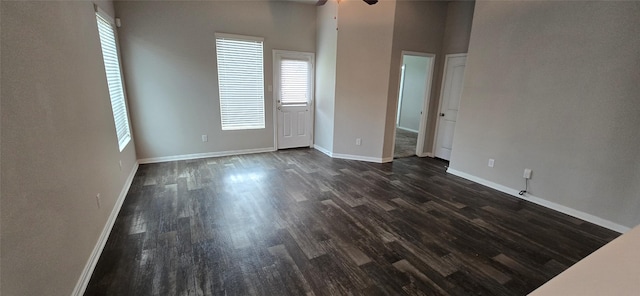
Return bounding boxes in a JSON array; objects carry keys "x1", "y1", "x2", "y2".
[{"x1": 440, "y1": 113, "x2": 445, "y2": 117}]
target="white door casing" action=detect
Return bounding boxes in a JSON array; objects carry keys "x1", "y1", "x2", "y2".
[
  {"x1": 273, "y1": 50, "x2": 314, "y2": 149},
  {"x1": 396, "y1": 64, "x2": 406, "y2": 127},
  {"x1": 391, "y1": 51, "x2": 436, "y2": 159},
  {"x1": 434, "y1": 54, "x2": 466, "y2": 160},
  {"x1": 413, "y1": 53, "x2": 436, "y2": 157}
]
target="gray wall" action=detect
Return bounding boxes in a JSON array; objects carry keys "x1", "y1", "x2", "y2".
[
  {"x1": 442, "y1": 0, "x2": 475, "y2": 55},
  {"x1": 449, "y1": 1, "x2": 640, "y2": 228},
  {"x1": 114, "y1": 1, "x2": 316, "y2": 160},
  {"x1": 314, "y1": 1, "x2": 338, "y2": 153},
  {"x1": 398, "y1": 55, "x2": 429, "y2": 132},
  {"x1": 1, "y1": 1, "x2": 138, "y2": 295},
  {"x1": 333, "y1": 0, "x2": 396, "y2": 159}
]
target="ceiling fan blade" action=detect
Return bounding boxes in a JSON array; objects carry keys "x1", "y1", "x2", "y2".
[{"x1": 317, "y1": 0, "x2": 376, "y2": 7}]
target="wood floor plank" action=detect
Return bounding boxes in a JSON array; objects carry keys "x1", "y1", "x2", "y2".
[
  {"x1": 85, "y1": 149, "x2": 619, "y2": 295},
  {"x1": 392, "y1": 259, "x2": 448, "y2": 295}
]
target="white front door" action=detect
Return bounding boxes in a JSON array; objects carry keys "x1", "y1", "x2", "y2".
[
  {"x1": 274, "y1": 50, "x2": 314, "y2": 149},
  {"x1": 434, "y1": 54, "x2": 466, "y2": 160}
]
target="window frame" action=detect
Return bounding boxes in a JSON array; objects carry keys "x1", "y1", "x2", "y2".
[
  {"x1": 215, "y1": 33, "x2": 266, "y2": 131},
  {"x1": 273, "y1": 50, "x2": 315, "y2": 108},
  {"x1": 95, "y1": 6, "x2": 132, "y2": 152}
]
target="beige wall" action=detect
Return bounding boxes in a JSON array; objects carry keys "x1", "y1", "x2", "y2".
[
  {"x1": 115, "y1": 1, "x2": 316, "y2": 160},
  {"x1": 383, "y1": 0, "x2": 474, "y2": 158},
  {"x1": 1, "y1": 1, "x2": 138, "y2": 295},
  {"x1": 320, "y1": 0, "x2": 474, "y2": 160},
  {"x1": 333, "y1": 0, "x2": 396, "y2": 159},
  {"x1": 442, "y1": 0, "x2": 475, "y2": 55},
  {"x1": 314, "y1": 0, "x2": 339, "y2": 153},
  {"x1": 449, "y1": 1, "x2": 640, "y2": 228},
  {"x1": 383, "y1": 0, "x2": 449, "y2": 157},
  {"x1": 427, "y1": 1, "x2": 475, "y2": 155}
]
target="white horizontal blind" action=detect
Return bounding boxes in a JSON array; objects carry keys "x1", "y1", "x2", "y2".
[
  {"x1": 280, "y1": 59, "x2": 309, "y2": 105},
  {"x1": 215, "y1": 35, "x2": 265, "y2": 130},
  {"x1": 96, "y1": 13, "x2": 131, "y2": 151}
]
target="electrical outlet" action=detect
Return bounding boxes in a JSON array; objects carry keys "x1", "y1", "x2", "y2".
[
  {"x1": 96, "y1": 194, "x2": 101, "y2": 209},
  {"x1": 202, "y1": 135, "x2": 208, "y2": 142},
  {"x1": 488, "y1": 158, "x2": 495, "y2": 168},
  {"x1": 355, "y1": 138, "x2": 362, "y2": 146},
  {"x1": 524, "y1": 168, "x2": 532, "y2": 179}
]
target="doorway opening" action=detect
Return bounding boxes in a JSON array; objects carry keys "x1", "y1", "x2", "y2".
[{"x1": 393, "y1": 52, "x2": 435, "y2": 159}]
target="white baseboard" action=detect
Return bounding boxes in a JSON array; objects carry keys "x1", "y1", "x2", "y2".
[
  {"x1": 381, "y1": 157, "x2": 394, "y2": 163},
  {"x1": 446, "y1": 168, "x2": 630, "y2": 233},
  {"x1": 313, "y1": 145, "x2": 333, "y2": 157},
  {"x1": 332, "y1": 153, "x2": 389, "y2": 164},
  {"x1": 314, "y1": 146, "x2": 391, "y2": 163},
  {"x1": 72, "y1": 161, "x2": 140, "y2": 296},
  {"x1": 417, "y1": 152, "x2": 434, "y2": 158},
  {"x1": 138, "y1": 147, "x2": 276, "y2": 164}
]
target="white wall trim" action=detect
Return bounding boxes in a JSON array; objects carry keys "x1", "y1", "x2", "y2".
[
  {"x1": 138, "y1": 147, "x2": 276, "y2": 164},
  {"x1": 417, "y1": 152, "x2": 434, "y2": 158},
  {"x1": 332, "y1": 153, "x2": 389, "y2": 164},
  {"x1": 314, "y1": 144, "x2": 333, "y2": 157},
  {"x1": 72, "y1": 161, "x2": 140, "y2": 296},
  {"x1": 446, "y1": 168, "x2": 630, "y2": 233},
  {"x1": 314, "y1": 146, "x2": 392, "y2": 163}
]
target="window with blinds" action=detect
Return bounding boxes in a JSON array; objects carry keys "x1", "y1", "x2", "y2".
[
  {"x1": 215, "y1": 34, "x2": 265, "y2": 130},
  {"x1": 96, "y1": 11, "x2": 131, "y2": 151},
  {"x1": 280, "y1": 59, "x2": 310, "y2": 105}
]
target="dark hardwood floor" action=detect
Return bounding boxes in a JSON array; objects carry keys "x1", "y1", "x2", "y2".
[{"x1": 85, "y1": 148, "x2": 619, "y2": 295}]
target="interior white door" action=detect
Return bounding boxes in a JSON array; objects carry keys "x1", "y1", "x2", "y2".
[
  {"x1": 274, "y1": 50, "x2": 314, "y2": 149},
  {"x1": 434, "y1": 54, "x2": 466, "y2": 160}
]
